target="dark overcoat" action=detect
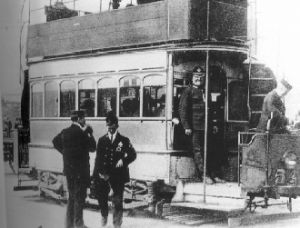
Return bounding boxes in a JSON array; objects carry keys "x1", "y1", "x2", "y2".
[
  {"x1": 179, "y1": 86, "x2": 206, "y2": 130},
  {"x1": 256, "y1": 90, "x2": 288, "y2": 133},
  {"x1": 52, "y1": 124, "x2": 96, "y2": 187},
  {"x1": 93, "y1": 132, "x2": 136, "y2": 184}
]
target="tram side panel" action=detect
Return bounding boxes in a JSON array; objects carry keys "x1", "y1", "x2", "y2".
[{"x1": 29, "y1": 119, "x2": 178, "y2": 185}]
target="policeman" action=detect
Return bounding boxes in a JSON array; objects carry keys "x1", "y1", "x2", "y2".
[
  {"x1": 93, "y1": 111, "x2": 136, "y2": 228},
  {"x1": 52, "y1": 110, "x2": 96, "y2": 228},
  {"x1": 179, "y1": 66, "x2": 225, "y2": 184},
  {"x1": 256, "y1": 78, "x2": 293, "y2": 133}
]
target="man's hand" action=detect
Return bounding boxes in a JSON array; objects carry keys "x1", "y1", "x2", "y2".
[
  {"x1": 185, "y1": 129, "x2": 192, "y2": 135},
  {"x1": 116, "y1": 159, "x2": 123, "y2": 168}
]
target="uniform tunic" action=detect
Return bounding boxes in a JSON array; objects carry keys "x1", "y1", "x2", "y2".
[
  {"x1": 179, "y1": 86, "x2": 205, "y2": 175},
  {"x1": 179, "y1": 86, "x2": 205, "y2": 130},
  {"x1": 93, "y1": 132, "x2": 136, "y2": 227},
  {"x1": 53, "y1": 123, "x2": 96, "y2": 228}
]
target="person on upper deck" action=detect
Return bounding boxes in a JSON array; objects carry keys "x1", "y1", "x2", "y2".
[{"x1": 256, "y1": 78, "x2": 293, "y2": 134}]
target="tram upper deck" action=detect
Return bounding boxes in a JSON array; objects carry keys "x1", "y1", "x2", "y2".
[{"x1": 26, "y1": 0, "x2": 247, "y2": 62}]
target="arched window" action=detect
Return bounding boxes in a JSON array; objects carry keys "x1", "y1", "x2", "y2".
[
  {"x1": 31, "y1": 83, "x2": 43, "y2": 117},
  {"x1": 45, "y1": 81, "x2": 58, "y2": 117},
  {"x1": 60, "y1": 81, "x2": 75, "y2": 117},
  {"x1": 120, "y1": 76, "x2": 141, "y2": 117},
  {"x1": 143, "y1": 75, "x2": 166, "y2": 117},
  {"x1": 78, "y1": 79, "x2": 95, "y2": 117},
  {"x1": 97, "y1": 78, "x2": 117, "y2": 117}
]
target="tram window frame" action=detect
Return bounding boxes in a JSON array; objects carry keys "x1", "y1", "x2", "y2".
[
  {"x1": 97, "y1": 77, "x2": 117, "y2": 117},
  {"x1": 143, "y1": 75, "x2": 166, "y2": 117},
  {"x1": 119, "y1": 76, "x2": 141, "y2": 118},
  {"x1": 60, "y1": 80, "x2": 76, "y2": 118},
  {"x1": 31, "y1": 83, "x2": 43, "y2": 117},
  {"x1": 44, "y1": 81, "x2": 58, "y2": 117},
  {"x1": 78, "y1": 79, "x2": 96, "y2": 117}
]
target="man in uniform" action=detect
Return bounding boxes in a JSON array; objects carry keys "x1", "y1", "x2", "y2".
[
  {"x1": 93, "y1": 111, "x2": 136, "y2": 228},
  {"x1": 256, "y1": 78, "x2": 292, "y2": 133},
  {"x1": 179, "y1": 66, "x2": 225, "y2": 184},
  {"x1": 52, "y1": 110, "x2": 96, "y2": 228}
]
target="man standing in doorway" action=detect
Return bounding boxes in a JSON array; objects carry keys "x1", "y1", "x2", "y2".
[
  {"x1": 93, "y1": 111, "x2": 136, "y2": 228},
  {"x1": 53, "y1": 110, "x2": 96, "y2": 228},
  {"x1": 179, "y1": 66, "x2": 225, "y2": 184}
]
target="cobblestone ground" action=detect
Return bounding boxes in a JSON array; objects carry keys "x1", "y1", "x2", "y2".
[{"x1": 3, "y1": 162, "x2": 300, "y2": 228}]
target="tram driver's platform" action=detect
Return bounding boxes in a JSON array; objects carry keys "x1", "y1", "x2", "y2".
[{"x1": 166, "y1": 180, "x2": 300, "y2": 226}]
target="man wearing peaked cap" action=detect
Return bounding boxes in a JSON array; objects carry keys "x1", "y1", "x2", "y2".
[
  {"x1": 70, "y1": 110, "x2": 85, "y2": 118},
  {"x1": 93, "y1": 111, "x2": 136, "y2": 228},
  {"x1": 257, "y1": 78, "x2": 293, "y2": 133},
  {"x1": 52, "y1": 110, "x2": 96, "y2": 228},
  {"x1": 179, "y1": 66, "x2": 225, "y2": 184}
]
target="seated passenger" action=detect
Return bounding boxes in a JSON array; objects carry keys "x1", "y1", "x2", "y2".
[
  {"x1": 143, "y1": 90, "x2": 154, "y2": 117},
  {"x1": 121, "y1": 98, "x2": 132, "y2": 117},
  {"x1": 256, "y1": 79, "x2": 292, "y2": 133},
  {"x1": 153, "y1": 94, "x2": 166, "y2": 117},
  {"x1": 81, "y1": 99, "x2": 95, "y2": 117}
]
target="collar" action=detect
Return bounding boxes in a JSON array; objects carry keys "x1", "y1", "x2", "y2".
[
  {"x1": 72, "y1": 122, "x2": 83, "y2": 130},
  {"x1": 108, "y1": 131, "x2": 118, "y2": 142}
]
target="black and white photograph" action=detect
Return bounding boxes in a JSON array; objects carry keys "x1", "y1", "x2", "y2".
[{"x1": 1, "y1": 0, "x2": 300, "y2": 227}]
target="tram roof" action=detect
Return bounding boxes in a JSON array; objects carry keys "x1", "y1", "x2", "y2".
[{"x1": 27, "y1": 0, "x2": 248, "y2": 63}]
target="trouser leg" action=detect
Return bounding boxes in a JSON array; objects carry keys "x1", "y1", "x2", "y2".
[
  {"x1": 111, "y1": 180, "x2": 124, "y2": 227},
  {"x1": 66, "y1": 176, "x2": 75, "y2": 228},
  {"x1": 97, "y1": 178, "x2": 110, "y2": 218},
  {"x1": 73, "y1": 177, "x2": 86, "y2": 228},
  {"x1": 192, "y1": 130, "x2": 204, "y2": 177}
]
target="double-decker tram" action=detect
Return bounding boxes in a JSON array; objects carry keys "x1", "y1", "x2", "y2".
[{"x1": 17, "y1": 0, "x2": 300, "y2": 216}]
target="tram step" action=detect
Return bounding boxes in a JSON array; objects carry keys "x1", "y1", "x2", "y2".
[{"x1": 172, "y1": 180, "x2": 247, "y2": 209}]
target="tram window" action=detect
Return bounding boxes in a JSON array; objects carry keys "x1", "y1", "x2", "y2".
[
  {"x1": 60, "y1": 81, "x2": 75, "y2": 117},
  {"x1": 79, "y1": 79, "x2": 95, "y2": 117},
  {"x1": 45, "y1": 82, "x2": 58, "y2": 117},
  {"x1": 143, "y1": 75, "x2": 166, "y2": 117},
  {"x1": 120, "y1": 76, "x2": 140, "y2": 117},
  {"x1": 31, "y1": 83, "x2": 43, "y2": 117},
  {"x1": 228, "y1": 81, "x2": 248, "y2": 121},
  {"x1": 97, "y1": 78, "x2": 117, "y2": 117}
]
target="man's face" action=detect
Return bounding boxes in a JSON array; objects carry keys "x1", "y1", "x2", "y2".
[
  {"x1": 107, "y1": 123, "x2": 118, "y2": 134},
  {"x1": 78, "y1": 117, "x2": 86, "y2": 127},
  {"x1": 192, "y1": 73, "x2": 205, "y2": 87},
  {"x1": 277, "y1": 83, "x2": 289, "y2": 98}
]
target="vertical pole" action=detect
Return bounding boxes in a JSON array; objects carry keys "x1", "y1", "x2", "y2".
[
  {"x1": 100, "y1": 0, "x2": 102, "y2": 12},
  {"x1": 206, "y1": 0, "x2": 210, "y2": 41},
  {"x1": 203, "y1": 50, "x2": 210, "y2": 203},
  {"x1": 73, "y1": 0, "x2": 75, "y2": 10},
  {"x1": 203, "y1": 0, "x2": 211, "y2": 203}
]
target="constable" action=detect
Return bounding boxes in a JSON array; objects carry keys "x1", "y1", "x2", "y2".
[
  {"x1": 179, "y1": 66, "x2": 225, "y2": 184},
  {"x1": 93, "y1": 111, "x2": 136, "y2": 228},
  {"x1": 256, "y1": 78, "x2": 293, "y2": 133},
  {"x1": 52, "y1": 110, "x2": 96, "y2": 228}
]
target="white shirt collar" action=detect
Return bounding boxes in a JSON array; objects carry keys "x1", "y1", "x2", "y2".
[{"x1": 108, "y1": 131, "x2": 118, "y2": 142}]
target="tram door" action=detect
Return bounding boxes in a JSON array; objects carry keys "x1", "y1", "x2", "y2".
[{"x1": 207, "y1": 66, "x2": 227, "y2": 171}]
